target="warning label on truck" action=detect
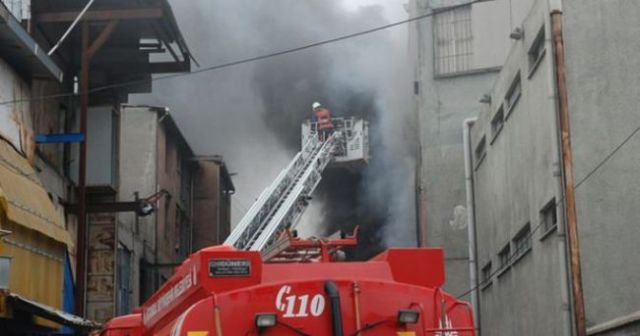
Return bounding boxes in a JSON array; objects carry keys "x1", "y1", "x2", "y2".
[{"x1": 209, "y1": 259, "x2": 251, "y2": 277}]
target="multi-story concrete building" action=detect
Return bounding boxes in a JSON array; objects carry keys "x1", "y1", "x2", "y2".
[
  {"x1": 110, "y1": 105, "x2": 234, "y2": 319},
  {"x1": 0, "y1": 0, "x2": 194, "y2": 329},
  {"x1": 407, "y1": 0, "x2": 533, "y2": 300},
  {"x1": 468, "y1": 0, "x2": 640, "y2": 334}
]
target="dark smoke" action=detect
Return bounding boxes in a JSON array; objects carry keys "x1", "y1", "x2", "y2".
[{"x1": 135, "y1": 0, "x2": 417, "y2": 258}]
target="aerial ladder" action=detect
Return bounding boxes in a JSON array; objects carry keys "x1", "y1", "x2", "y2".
[{"x1": 224, "y1": 132, "x2": 343, "y2": 252}]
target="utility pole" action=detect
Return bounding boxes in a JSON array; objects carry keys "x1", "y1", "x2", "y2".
[{"x1": 75, "y1": 19, "x2": 119, "y2": 317}]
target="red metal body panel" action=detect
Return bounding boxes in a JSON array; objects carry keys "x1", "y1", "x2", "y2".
[{"x1": 100, "y1": 245, "x2": 475, "y2": 336}]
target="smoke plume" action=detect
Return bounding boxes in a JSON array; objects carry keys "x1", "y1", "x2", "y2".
[{"x1": 135, "y1": 0, "x2": 416, "y2": 259}]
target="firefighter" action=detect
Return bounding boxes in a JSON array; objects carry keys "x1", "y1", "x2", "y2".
[{"x1": 312, "y1": 101, "x2": 334, "y2": 141}]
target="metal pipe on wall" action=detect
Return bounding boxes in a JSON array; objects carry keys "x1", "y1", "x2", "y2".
[
  {"x1": 462, "y1": 117, "x2": 480, "y2": 334},
  {"x1": 551, "y1": 10, "x2": 587, "y2": 336},
  {"x1": 74, "y1": 20, "x2": 90, "y2": 316},
  {"x1": 544, "y1": 12, "x2": 572, "y2": 336}
]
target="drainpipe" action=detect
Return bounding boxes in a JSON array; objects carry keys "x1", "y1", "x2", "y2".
[
  {"x1": 462, "y1": 117, "x2": 480, "y2": 334},
  {"x1": 545, "y1": 11, "x2": 572, "y2": 336},
  {"x1": 551, "y1": 10, "x2": 587, "y2": 336}
]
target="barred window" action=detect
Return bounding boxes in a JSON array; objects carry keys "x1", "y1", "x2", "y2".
[
  {"x1": 505, "y1": 72, "x2": 522, "y2": 114},
  {"x1": 433, "y1": 5, "x2": 473, "y2": 75},
  {"x1": 481, "y1": 261, "x2": 493, "y2": 289},
  {"x1": 497, "y1": 243, "x2": 511, "y2": 277},
  {"x1": 490, "y1": 105, "x2": 505, "y2": 141},
  {"x1": 512, "y1": 223, "x2": 532, "y2": 263},
  {"x1": 540, "y1": 198, "x2": 558, "y2": 238}
]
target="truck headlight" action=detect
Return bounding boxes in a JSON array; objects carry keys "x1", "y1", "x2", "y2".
[
  {"x1": 255, "y1": 313, "x2": 277, "y2": 328},
  {"x1": 397, "y1": 309, "x2": 420, "y2": 324}
]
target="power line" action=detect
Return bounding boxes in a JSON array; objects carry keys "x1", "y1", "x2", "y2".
[
  {"x1": 456, "y1": 125, "x2": 640, "y2": 299},
  {"x1": 230, "y1": 201, "x2": 247, "y2": 216},
  {"x1": 574, "y1": 127, "x2": 640, "y2": 189},
  {"x1": 0, "y1": 0, "x2": 482, "y2": 107},
  {"x1": 233, "y1": 196, "x2": 252, "y2": 213}
]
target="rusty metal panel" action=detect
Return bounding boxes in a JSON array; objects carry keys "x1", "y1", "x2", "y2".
[{"x1": 86, "y1": 213, "x2": 115, "y2": 322}]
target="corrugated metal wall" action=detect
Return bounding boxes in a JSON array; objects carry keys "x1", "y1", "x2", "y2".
[{"x1": 1, "y1": 221, "x2": 65, "y2": 326}]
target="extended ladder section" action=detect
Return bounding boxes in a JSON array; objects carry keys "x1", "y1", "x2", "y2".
[{"x1": 224, "y1": 132, "x2": 341, "y2": 252}]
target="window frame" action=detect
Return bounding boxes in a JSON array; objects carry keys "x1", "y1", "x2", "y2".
[
  {"x1": 504, "y1": 72, "x2": 522, "y2": 119},
  {"x1": 116, "y1": 245, "x2": 132, "y2": 315},
  {"x1": 497, "y1": 242, "x2": 512, "y2": 278},
  {"x1": 527, "y1": 25, "x2": 546, "y2": 78},
  {"x1": 490, "y1": 105, "x2": 505, "y2": 144},
  {"x1": 540, "y1": 198, "x2": 558, "y2": 240},
  {"x1": 432, "y1": 5, "x2": 474, "y2": 76},
  {"x1": 474, "y1": 135, "x2": 487, "y2": 170},
  {"x1": 512, "y1": 222, "x2": 532, "y2": 265},
  {"x1": 481, "y1": 261, "x2": 493, "y2": 290}
]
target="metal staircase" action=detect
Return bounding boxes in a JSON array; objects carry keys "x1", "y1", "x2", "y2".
[{"x1": 224, "y1": 132, "x2": 341, "y2": 252}]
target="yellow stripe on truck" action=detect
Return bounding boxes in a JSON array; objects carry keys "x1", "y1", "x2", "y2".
[{"x1": 187, "y1": 332, "x2": 208, "y2": 336}]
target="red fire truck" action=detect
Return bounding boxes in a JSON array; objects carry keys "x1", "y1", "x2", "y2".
[{"x1": 100, "y1": 122, "x2": 475, "y2": 335}]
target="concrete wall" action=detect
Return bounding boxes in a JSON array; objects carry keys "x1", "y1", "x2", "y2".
[
  {"x1": 87, "y1": 106, "x2": 116, "y2": 187},
  {"x1": 563, "y1": 0, "x2": 640, "y2": 330},
  {"x1": 117, "y1": 106, "x2": 158, "y2": 309},
  {"x1": 469, "y1": 1, "x2": 574, "y2": 334},
  {"x1": 466, "y1": 0, "x2": 640, "y2": 334},
  {"x1": 156, "y1": 120, "x2": 178, "y2": 266},
  {"x1": 192, "y1": 161, "x2": 224, "y2": 250},
  {"x1": 412, "y1": 0, "x2": 525, "y2": 296},
  {"x1": 0, "y1": 57, "x2": 32, "y2": 155}
]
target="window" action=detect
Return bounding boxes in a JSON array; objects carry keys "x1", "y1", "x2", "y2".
[
  {"x1": 512, "y1": 223, "x2": 532, "y2": 264},
  {"x1": 481, "y1": 261, "x2": 493, "y2": 290},
  {"x1": 117, "y1": 246, "x2": 132, "y2": 315},
  {"x1": 528, "y1": 26, "x2": 546, "y2": 77},
  {"x1": 139, "y1": 262, "x2": 154, "y2": 303},
  {"x1": 490, "y1": 105, "x2": 505, "y2": 142},
  {"x1": 474, "y1": 135, "x2": 486, "y2": 169},
  {"x1": 505, "y1": 73, "x2": 522, "y2": 116},
  {"x1": 433, "y1": 5, "x2": 473, "y2": 76},
  {"x1": 497, "y1": 243, "x2": 511, "y2": 277},
  {"x1": 175, "y1": 207, "x2": 191, "y2": 259},
  {"x1": 540, "y1": 198, "x2": 558, "y2": 239}
]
